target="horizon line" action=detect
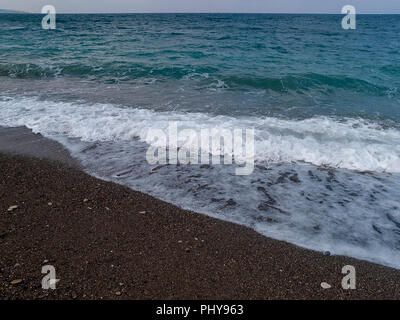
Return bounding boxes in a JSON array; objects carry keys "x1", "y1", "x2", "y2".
[{"x1": 9, "y1": 11, "x2": 400, "y2": 15}]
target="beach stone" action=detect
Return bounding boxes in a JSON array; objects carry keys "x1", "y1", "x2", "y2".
[
  {"x1": 321, "y1": 282, "x2": 331, "y2": 289},
  {"x1": 324, "y1": 251, "x2": 331, "y2": 256},
  {"x1": 7, "y1": 205, "x2": 18, "y2": 212},
  {"x1": 289, "y1": 174, "x2": 301, "y2": 183},
  {"x1": 115, "y1": 291, "x2": 121, "y2": 296},
  {"x1": 10, "y1": 279, "x2": 22, "y2": 285}
]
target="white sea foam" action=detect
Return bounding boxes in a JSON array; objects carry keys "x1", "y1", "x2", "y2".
[{"x1": 0, "y1": 96, "x2": 399, "y2": 173}]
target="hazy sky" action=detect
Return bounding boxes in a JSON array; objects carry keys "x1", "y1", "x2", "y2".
[{"x1": 2, "y1": 0, "x2": 400, "y2": 14}]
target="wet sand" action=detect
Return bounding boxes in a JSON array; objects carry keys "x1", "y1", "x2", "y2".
[{"x1": 0, "y1": 127, "x2": 399, "y2": 300}]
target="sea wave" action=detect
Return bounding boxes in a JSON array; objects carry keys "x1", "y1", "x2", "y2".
[
  {"x1": 0, "y1": 96, "x2": 399, "y2": 173},
  {"x1": 0, "y1": 62, "x2": 397, "y2": 97},
  {"x1": 223, "y1": 73, "x2": 399, "y2": 96}
]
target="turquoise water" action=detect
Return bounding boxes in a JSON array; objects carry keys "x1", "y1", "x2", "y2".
[
  {"x1": 1, "y1": 14, "x2": 400, "y2": 268},
  {"x1": 1, "y1": 14, "x2": 400, "y2": 120}
]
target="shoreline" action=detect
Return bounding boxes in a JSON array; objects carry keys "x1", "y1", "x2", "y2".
[{"x1": 0, "y1": 127, "x2": 400, "y2": 299}]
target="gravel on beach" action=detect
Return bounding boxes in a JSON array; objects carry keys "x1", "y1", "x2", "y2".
[{"x1": 0, "y1": 153, "x2": 399, "y2": 300}]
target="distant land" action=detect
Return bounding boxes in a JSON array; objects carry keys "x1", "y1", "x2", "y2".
[{"x1": 0, "y1": 9, "x2": 31, "y2": 14}]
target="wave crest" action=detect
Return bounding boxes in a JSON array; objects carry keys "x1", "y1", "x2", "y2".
[{"x1": 0, "y1": 96, "x2": 399, "y2": 173}]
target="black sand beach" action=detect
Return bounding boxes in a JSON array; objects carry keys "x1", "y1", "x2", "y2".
[{"x1": 0, "y1": 128, "x2": 399, "y2": 300}]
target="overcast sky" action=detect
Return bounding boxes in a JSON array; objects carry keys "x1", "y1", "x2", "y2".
[{"x1": 2, "y1": 0, "x2": 400, "y2": 14}]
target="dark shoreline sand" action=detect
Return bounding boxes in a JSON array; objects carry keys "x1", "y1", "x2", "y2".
[{"x1": 0, "y1": 128, "x2": 399, "y2": 300}]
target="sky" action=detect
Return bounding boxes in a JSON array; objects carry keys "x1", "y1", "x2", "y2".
[{"x1": 2, "y1": 0, "x2": 400, "y2": 14}]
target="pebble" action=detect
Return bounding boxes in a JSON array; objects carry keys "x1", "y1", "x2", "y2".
[
  {"x1": 321, "y1": 282, "x2": 332, "y2": 289},
  {"x1": 48, "y1": 202, "x2": 52, "y2": 206},
  {"x1": 0, "y1": 232, "x2": 7, "y2": 239},
  {"x1": 7, "y1": 205, "x2": 18, "y2": 212},
  {"x1": 324, "y1": 251, "x2": 331, "y2": 256},
  {"x1": 71, "y1": 291, "x2": 77, "y2": 299},
  {"x1": 10, "y1": 279, "x2": 22, "y2": 285},
  {"x1": 115, "y1": 291, "x2": 121, "y2": 296},
  {"x1": 289, "y1": 175, "x2": 301, "y2": 183}
]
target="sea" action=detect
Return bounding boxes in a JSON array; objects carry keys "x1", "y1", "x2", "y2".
[{"x1": 0, "y1": 13, "x2": 399, "y2": 268}]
